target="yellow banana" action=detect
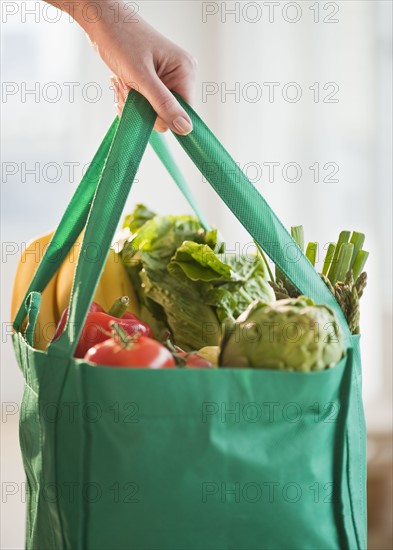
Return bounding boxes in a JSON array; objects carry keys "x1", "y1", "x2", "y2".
[
  {"x1": 11, "y1": 230, "x2": 59, "y2": 350},
  {"x1": 12, "y1": 230, "x2": 139, "y2": 350},
  {"x1": 56, "y1": 235, "x2": 139, "y2": 317}
]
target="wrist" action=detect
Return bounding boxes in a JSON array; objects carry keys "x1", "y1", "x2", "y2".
[
  {"x1": 50, "y1": 1, "x2": 115, "y2": 33},
  {"x1": 48, "y1": 1, "x2": 88, "y2": 21},
  {"x1": 78, "y1": 1, "x2": 145, "y2": 47}
]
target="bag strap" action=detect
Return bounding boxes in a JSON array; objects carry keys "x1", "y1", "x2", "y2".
[{"x1": 47, "y1": 92, "x2": 156, "y2": 357}]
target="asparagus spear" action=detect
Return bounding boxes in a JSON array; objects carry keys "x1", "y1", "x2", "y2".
[
  {"x1": 275, "y1": 226, "x2": 304, "y2": 291},
  {"x1": 321, "y1": 270, "x2": 368, "y2": 334},
  {"x1": 334, "y1": 243, "x2": 354, "y2": 284},
  {"x1": 349, "y1": 232, "x2": 365, "y2": 270},
  {"x1": 305, "y1": 242, "x2": 318, "y2": 267},
  {"x1": 352, "y1": 250, "x2": 369, "y2": 280},
  {"x1": 322, "y1": 243, "x2": 336, "y2": 276},
  {"x1": 327, "y1": 230, "x2": 351, "y2": 283},
  {"x1": 270, "y1": 225, "x2": 369, "y2": 334},
  {"x1": 291, "y1": 225, "x2": 304, "y2": 251}
]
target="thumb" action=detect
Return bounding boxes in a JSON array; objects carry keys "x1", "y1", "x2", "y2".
[{"x1": 140, "y1": 74, "x2": 193, "y2": 136}]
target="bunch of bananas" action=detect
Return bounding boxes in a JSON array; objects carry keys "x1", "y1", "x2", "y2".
[{"x1": 11, "y1": 231, "x2": 139, "y2": 350}]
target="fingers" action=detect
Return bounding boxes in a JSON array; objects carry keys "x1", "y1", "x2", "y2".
[
  {"x1": 162, "y1": 54, "x2": 198, "y2": 107},
  {"x1": 111, "y1": 76, "x2": 126, "y2": 116},
  {"x1": 111, "y1": 76, "x2": 169, "y2": 133},
  {"x1": 154, "y1": 118, "x2": 169, "y2": 134},
  {"x1": 111, "y1": 67, "x2": 194, "y2": 136},
  {"x1": 137, "y1": 71, "x2": 193, "y2": 135}
]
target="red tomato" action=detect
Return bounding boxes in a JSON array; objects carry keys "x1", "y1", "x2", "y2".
[{"x1": 84, "y1": 336, "x2": 176, "y2": 368}]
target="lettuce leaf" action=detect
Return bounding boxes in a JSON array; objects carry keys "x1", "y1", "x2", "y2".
[
  {"x1": 122, "y1": 204, "x2": 156, "y2": 233},
  {"x1": 121, "y1": 205, "x2": 274, "y2": 351},
  {"x1": 168, "y1": 242, "x2": 232, "y2": 282}
]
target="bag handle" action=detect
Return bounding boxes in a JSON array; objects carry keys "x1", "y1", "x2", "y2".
[{"x1": 47, "y1": 92, "x2": 156, "y2": 357}]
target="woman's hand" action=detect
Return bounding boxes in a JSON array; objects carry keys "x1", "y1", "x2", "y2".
[{"x1": 47, "y1": 0, "x2": 197, "y2": 134}]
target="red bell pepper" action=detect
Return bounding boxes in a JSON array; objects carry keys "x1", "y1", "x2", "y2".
[{"x1": 52, "y1": 297, "x2": 152, "y2": 359}]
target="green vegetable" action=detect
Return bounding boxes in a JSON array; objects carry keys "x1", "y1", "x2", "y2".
[
  {"x1": 274, "y1": 225, "x2": 304, "y2": 295},
  {"x1": 305, "y1": 242, "x2": 318, "y2": 267},
  {"x1": 321, "y1": 270, "x2": 367, "y2": 334},
  {"x1": 352, "y1": 250, "x2": 369, "y2": 280},
  {"x1": 122, "y1": 204, "x2": 156, "y2": 233},
  {"x1": 349, "y1": 232, "x2": 365, "y2": 271},
  {"x1": 220, "y1": 297, "x2": 345, "y2": 371},
  {"x1": 327, "y1": 230, "x2": 350, "y2": 283},
  {"x1": 120, "y1": 205, "x2": 274, "y2": 351},
  {"x1": 291, "y1": 225, "x2": 304, "y2": 251},
  {"x1": 107, "y1": 296, "x2": 129, "y2": 318},
  {"x1": 322, "y1": 243, "x2": 336, "y2": 276},
  {"x1": 320, "y1": 230, "x2": 368, "y2": 334},
  {"x1": 334, "y1": 242, "x2": 354, "y2": 285},
  {"x1": 270, "y1": 226, "x2": 369, "y2": 335},
  {"x1": 168, "y1": 241, "x2": 231, "y2": 282}
]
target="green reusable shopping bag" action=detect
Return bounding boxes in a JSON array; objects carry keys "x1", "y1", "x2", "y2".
[{"x1": 13, "y1": 91, "x2": 367, "y2": 550}]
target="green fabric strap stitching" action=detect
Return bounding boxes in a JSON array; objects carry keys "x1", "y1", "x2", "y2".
[
  {"x1": 24, "y1": 292, "x2": 42, "y2": 347},
  {"x1": 48, "y1": 92, "x2": 156, "y2": 358}
]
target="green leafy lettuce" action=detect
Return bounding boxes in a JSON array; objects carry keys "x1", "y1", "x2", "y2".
[{"x1": 119, "y1": 205, "x2": 275, "y2": 351}]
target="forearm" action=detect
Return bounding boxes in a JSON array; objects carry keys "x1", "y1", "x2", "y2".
[{"x1": 43, "y1": 0, "x2": 116, "y2": 33}]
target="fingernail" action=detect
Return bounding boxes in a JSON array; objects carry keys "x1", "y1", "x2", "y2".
[{"x1": 173, "y1": 116, "x2": 193, "y2": 135}]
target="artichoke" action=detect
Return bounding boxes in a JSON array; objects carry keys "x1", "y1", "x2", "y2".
[{"x1": 220, "y1": 297, "x2": 345, "y2": 371}]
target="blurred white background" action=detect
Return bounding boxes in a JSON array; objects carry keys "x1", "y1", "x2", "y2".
[{"x1": 1, "y1": 1, "x2": 392, "y2": 548}]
